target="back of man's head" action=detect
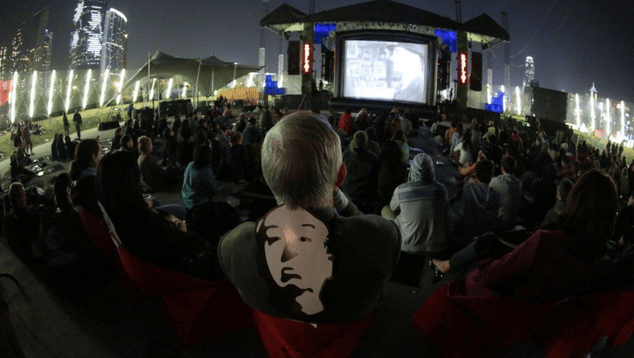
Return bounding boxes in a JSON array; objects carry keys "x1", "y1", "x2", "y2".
[
  {"x1": 475, "y1": 159, "x2": 495, "y2": 185},
  {"x1": 9, "y1": 182, "x2": 24, "y2": 208},
  {"x1": 501, "y1": 156, "x2": 516, "y2": 174},
  {"x1": 262, "y1": 111, "x2": 342, "y2": 209}
]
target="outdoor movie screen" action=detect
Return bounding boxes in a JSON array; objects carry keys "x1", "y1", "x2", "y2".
[{"x1": 343, "y1": 40, "x2": 428, "y2": 104}]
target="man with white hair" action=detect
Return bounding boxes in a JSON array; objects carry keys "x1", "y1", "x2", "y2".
[
  {"x1": 382, "y1": 153, "x2": 449, "y2": 255},
  {"x1": 218, "y1": 111, "x2": 400, "y2": 323}
]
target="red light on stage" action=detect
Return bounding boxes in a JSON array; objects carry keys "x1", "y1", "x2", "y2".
[
  {"x1": 458, "y1": 51, "x2": 468, "y2": 86},
  {"x1": 302, "y1": 41, "x2": 313, "y2": 74}
]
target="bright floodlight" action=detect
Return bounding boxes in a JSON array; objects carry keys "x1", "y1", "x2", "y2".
[
  {"x1": 149, "y1": 78, "x2": 156, "y2": 100},
  {"x1": 82, "y1": 69, "x2": 92, "y2": 109},
  {"x1": 606, "y1": 99, "x2": 611, "y2": 138},
  {"x1": 181, "y1": 82, "x2": 188, "y2": 99},
  {"x1": 133, "y1": 80, "x2": 140, "y2": 103},
  {"x1": 591, "y1": 93, "x2": 595, "y2": 130},
  {"x1": 100, "y1": 69, "x2": 109, "y2": 107},
  {"x1": 116, "y1": 69, "x2": 125, "y2": 104},
  {"x1": 10, "y1": 72, "x2": 18, "y2": 123},
  {"x1": 166, "y1": 78, "x2": 173, "y2": 99},
  {"x1": 487, "y1": 84, "x2": 492, "y2": 104},
  {"x1": 515, "y1": 86, "x2": 521, "y2": 115},
  {"x1": 29, "y1": 71, "x2": 37, "y2": 118},
  {"x1": 622, "y1": 101, "x2": 626, "y2": 137},
  {"x1": 575, "y1": 94, "x2": 580, "y2": 127},
  {"x1": 65, "y1": 69, "x2": 74, "y2": 112},
  {"x1": 47, "y1": 70, "x2": 56, "y2": 115}
]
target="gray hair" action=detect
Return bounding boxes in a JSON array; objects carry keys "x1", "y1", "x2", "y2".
[
  {"x1": 409, "y1": 153, "x2": 435, "y2": 182},
  {"x1": 261, "y1": 111, "x2": 342, "y2": 209}
]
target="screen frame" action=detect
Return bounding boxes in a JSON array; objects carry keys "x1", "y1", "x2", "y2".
[{"x1": 335, "y1": 30, "x2": 438, "y2": 106}]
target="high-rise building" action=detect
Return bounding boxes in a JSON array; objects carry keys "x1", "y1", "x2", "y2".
[
  {"x1": 70, "y1": 0, "x2": 107, "y2": 70},
  {"x1": 101, "y1": 8, "x2": 127, "y2": 72},
  {"x1": 0, "y1": 46, "x2": 8, "y2": 76},
  {"x1": 31, "y1": 8, "x2": 53, "y2": 71},
  {"x1": 523, "y1": 56, "x2": 534, "y2": 89},
  {"x1": 10, "y1": 23, "x2": 29, "y2": 72}
]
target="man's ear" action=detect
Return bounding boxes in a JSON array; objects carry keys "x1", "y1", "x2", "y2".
[{"x1": 335, "y1": 163, "x2": 346, "y2": 188}]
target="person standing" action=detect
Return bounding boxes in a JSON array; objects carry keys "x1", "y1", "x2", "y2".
[
  {"x1": 73, "y1": 109, "x2": 83, "y2": 139},
  {"x1": 62, "y1": 111, "x2": 71, "y2": 137}
]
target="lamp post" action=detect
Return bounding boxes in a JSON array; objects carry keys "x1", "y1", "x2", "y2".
[{"x1": 233, "y1": 62, "x2": 238, "y2": 89}]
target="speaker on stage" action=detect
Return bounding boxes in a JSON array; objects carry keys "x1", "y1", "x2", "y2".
[
  {"x1": 470, "y1": 52, "x2": 482, "y2": 92},
  {"x1": 288, "y1": 41, "x2": 300, "y2": 75}
]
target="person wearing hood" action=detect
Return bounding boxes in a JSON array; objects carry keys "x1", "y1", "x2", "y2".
[
  {"x1": 242, "y1": 117, "x2": 262, "y2": 145},
  {"x1": 382, "y1": 153, "x2": 449, "y2": 255},
  {"x1": 341, "y1": 130, "x2": 379, "y2": 203}
]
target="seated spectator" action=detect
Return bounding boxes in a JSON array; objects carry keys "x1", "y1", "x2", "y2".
[
  {"x1": 218, "y1": 111, "x2": 400, "y2": 323},
  {"x1": 56, "y1": 133, "x2": 68, "y2": 161},
  {"x1": 341, "y1": 131, "x2": 379, "y2": 203},
  {"x1": 9, "y1": 153, "x2": 35, "y2": 183},
  {"x1": 450, "y1": 123, "x2": 464, "y2": 156},
  {"x1": 444, "y1": 121, "x2": 458, "y2": 147},
  {"x1": 376, "y1": 141, "x2": 408, "y2": 206},
  {"x1": 5, "y1": 182, "x2": 42, "y2": 261},
  {"x1": 489, "y1": 156, "x2": 522, "y2": 231},
  {"x1": 97, "y1": 150, "x2": 221, "y2": 281},
  {"x1": 382, "y1": 153, "x2": 449, "y2": 255},
  {"x1": 540, "y1": 179, "x2": 574, "y2": 228},
  {"x1": 137, "y1": 136, "x2": 170, "y2": 192},
  {"x1": 613, "y1": 192, "x2": 634, "y2": 242},
  {"x1": 161, "y1": 127, "x2": 177, "y2": 166},
  {"x1": 400, "y1": 112, "x2": 414, "y2": 136},
  {"x1": 194, "y1": 119, "x2": 209, "y2": 147},
  {"x1": 155, "y1": 113, "x2": 168, "y2": 138},
  {"x1": 338, "y1": 107, "x2": 354, "y2": 136},
  {"x1": 119, "y1": 134, "x2": 139, "y2": 158},
  {"x1": 218, "y1": 130, "x2": 250, "y2": 182},
  {"x1": 50, "y1": 135, "x2": 59, "y2": 161},
  {"x1": 222, "y1": 104, "x2": 234, "y2": 119},
  {"x1": 176, "y1": 127, "x2": 195, "y2": 167},
  {"x1": 457, "y1": 159, "x2": 500, "y2": 241},
  {"x1": 182, "y1": 144, "x2": 219, "y2": 209},
  {"x1": 355, "y1": 108, "x2": 371, "y2": 131},
  {"x1": 65, "y1": 136, "x2": 77, "y2": 161},
  {"x1": 259, "y1": 109, "x2": 274, "y2": 133},
  {"x1": 242, "y1": 117, "x2": 262, "y2": 145},
  {"x1": 557, "y1": 155, "x2": 574, "y2": 180},
  {"x1": 16, "y1": 140, "x2": 32, "y2": 167},
  {"x1": 233, "y1": 113, "x2": 247, "y2": 133},
  {"x1": 69, "y1": 139, "x2": 103, "y2": 214},
  {"x1": 392, "y1": 129, "x2": 410, "y2": 162},
  {"x1": 364, "y1": 127, "x2": 381, "y2": 157},
  {"x1": 111, "y1": 128, "x2": 123, "y2": 151},
  {"x1": 454, "y1": 130, "x2": 475, "y2": 166}
]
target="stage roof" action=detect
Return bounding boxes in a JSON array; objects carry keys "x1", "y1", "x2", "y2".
[{"x1": 261, "y1": 0, "x2": 508, "y2": 43}]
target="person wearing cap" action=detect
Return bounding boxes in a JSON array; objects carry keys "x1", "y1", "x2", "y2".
[
  {"x1": 341, "y1": 130, "x2": 379, "y2": 203},
  {"x1": 382, "y1": 153, "x2": 449, "y2": 255},
  {"x1": 390, "y1": 43, "x2": 427, "y2": 103}
]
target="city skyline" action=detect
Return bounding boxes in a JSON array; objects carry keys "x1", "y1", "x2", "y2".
[{"x1": 0, "y1": 0, "x2": 632, "y2": 101}]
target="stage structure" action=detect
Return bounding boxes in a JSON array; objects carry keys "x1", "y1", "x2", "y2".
[{"x1": 261, "y1": 0, "x2": 509, "y2": 115}]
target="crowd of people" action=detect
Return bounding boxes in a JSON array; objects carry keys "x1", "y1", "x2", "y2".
[{"x1": 3, "y1": 99, "x2": 634, "y2": 355}]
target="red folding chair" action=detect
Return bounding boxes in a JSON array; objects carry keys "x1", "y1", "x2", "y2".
[
  {"x1": 98, "y1": 202, "x2": 253, "y2": 345},
  {"x1": 251, "y1": 309, "x2": 372, "y2": 358},
  {"x1": 78, "y1": 210, "x2": 117, "y2": 261}
]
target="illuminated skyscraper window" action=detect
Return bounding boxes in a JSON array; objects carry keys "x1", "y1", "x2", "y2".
[
  {"x1": 101, "y1": 8, "x2": 127, "y2": 72},
  {"x1": 70, "y1": 0, "x2": 107, "y2": 70}
]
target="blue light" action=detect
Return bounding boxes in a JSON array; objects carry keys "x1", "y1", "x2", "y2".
[
  {"x1": 264, "y1": 75, "x2": 286, "y2": 95},
  {"x1": 314, "y1": 23, "x2": 336, "y2": 44},
  {"x1": 485, "y1": 91, "x2": 504, "y2": 113},
  {"x1": 434, "y1": 29, "x2": 457, "y2": 53}
]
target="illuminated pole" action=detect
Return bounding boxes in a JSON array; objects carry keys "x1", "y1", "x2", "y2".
[
  {"x1": 82, "y1": 69, "x2": 92, "y2": 109},
  {"x1": 515, "y1": 86, "x2": 521, "y2": 115},
  {"x1": 10, "y1": 72, "x2": 18, "y2": 123},
  {"x1": 29, "y1": 71, "x2": 37, "y2": 118},
  {"x1": 100, "y1": 69, "x2": 110, "y2": 107},
  {"x1": 606, "y1": 98, "x2": 611, "y2": 139},
  {"x1": 116, "y1": 69, "x2": 125, "y2": 104},
  {"x1": 132, "y1": 80, "x2": 140, "y2": 103},
  {"x1": 575, "y1": 94, "x2": 580, "y2": 128},
  {"x1": 165, "y1": 78, "x2": 173, "y2": 99},
  {"x1": 500, "y1": 85, "x2": 506, "y2": 113},
  {"x1": 149, "y1": 78, "x2": 156, "y2": 101},
  {"x1": 182, "y1": 82, "x2": 188, "y2": 99},
  {"x1": 233, "y1": 62, "x2": 238, "y2": 89},
  {"x1": 591, "y1": 93, "x2": 595, "y2": 131},
  {"x1": 622, "y1": 101, "x2": 626, "y2": 139},
  {"x1": 65, "y1": 69, "x2": 73, "y2": 112},
  {"x1": 47, "y1": 70, "x2": 56, "y2": 115}
]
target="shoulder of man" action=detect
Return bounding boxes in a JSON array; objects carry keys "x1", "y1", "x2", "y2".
[{"x1": 218, "y1": 221, "x2": 257, "y2": 276}]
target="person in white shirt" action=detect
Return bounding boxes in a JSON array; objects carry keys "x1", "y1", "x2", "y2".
[{"x1": 489, "y1": 156, "x2": 522, "y2": 231}]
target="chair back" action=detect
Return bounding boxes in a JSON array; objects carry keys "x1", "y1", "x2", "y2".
[{"x1": 251, "y1": 309, "x2": 372, "y2": 358}]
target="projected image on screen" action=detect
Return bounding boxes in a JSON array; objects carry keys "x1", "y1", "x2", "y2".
[{"x1": 343, "y1": 40, "x2": 428, "y2": 103}]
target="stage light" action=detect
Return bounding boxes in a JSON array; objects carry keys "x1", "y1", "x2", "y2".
[
  {"x1": 10, "y1": 72, "x2": 18, "y2": 123},
  {"x1": 65, "y1": 70, "x2": 73, "y2": 112},
  {"x1": 575, "y1": 94, "x2": 580, "y2": 128},
  {"x1": 82, "y1": 69, "x2": 92, "y2": 109},
  {"x1": 133, "y1": 80, "x2": 140, "y2": 103},
  {"x1": 166, "y1": 78, "x2": 173, "y2": 99},
  {"x1": 182, "y1": 82, "x2": 188, "y2": 99},
  {"x1": 29, "y1": 71, "x2": 37, "y2": 118},
  {"x1": 47, "y1": 70, "x2": 56, "y2": 115},
  {"x1": 100, "y1": 69, "x2": 109, "y2": 107},
  {"x1": 515, "y1": 86, "x2": 521, "y2": 115},
  {"x1": 149, "y1": 78, "x2": 156, "y2": 100},
  {"x1": 117, "y1": 69, "x2": 125, "y2": 104}
]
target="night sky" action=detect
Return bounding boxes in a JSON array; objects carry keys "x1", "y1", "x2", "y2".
[{"x1": 1, "y1": 0, "x2": 633, "y2": 101}]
